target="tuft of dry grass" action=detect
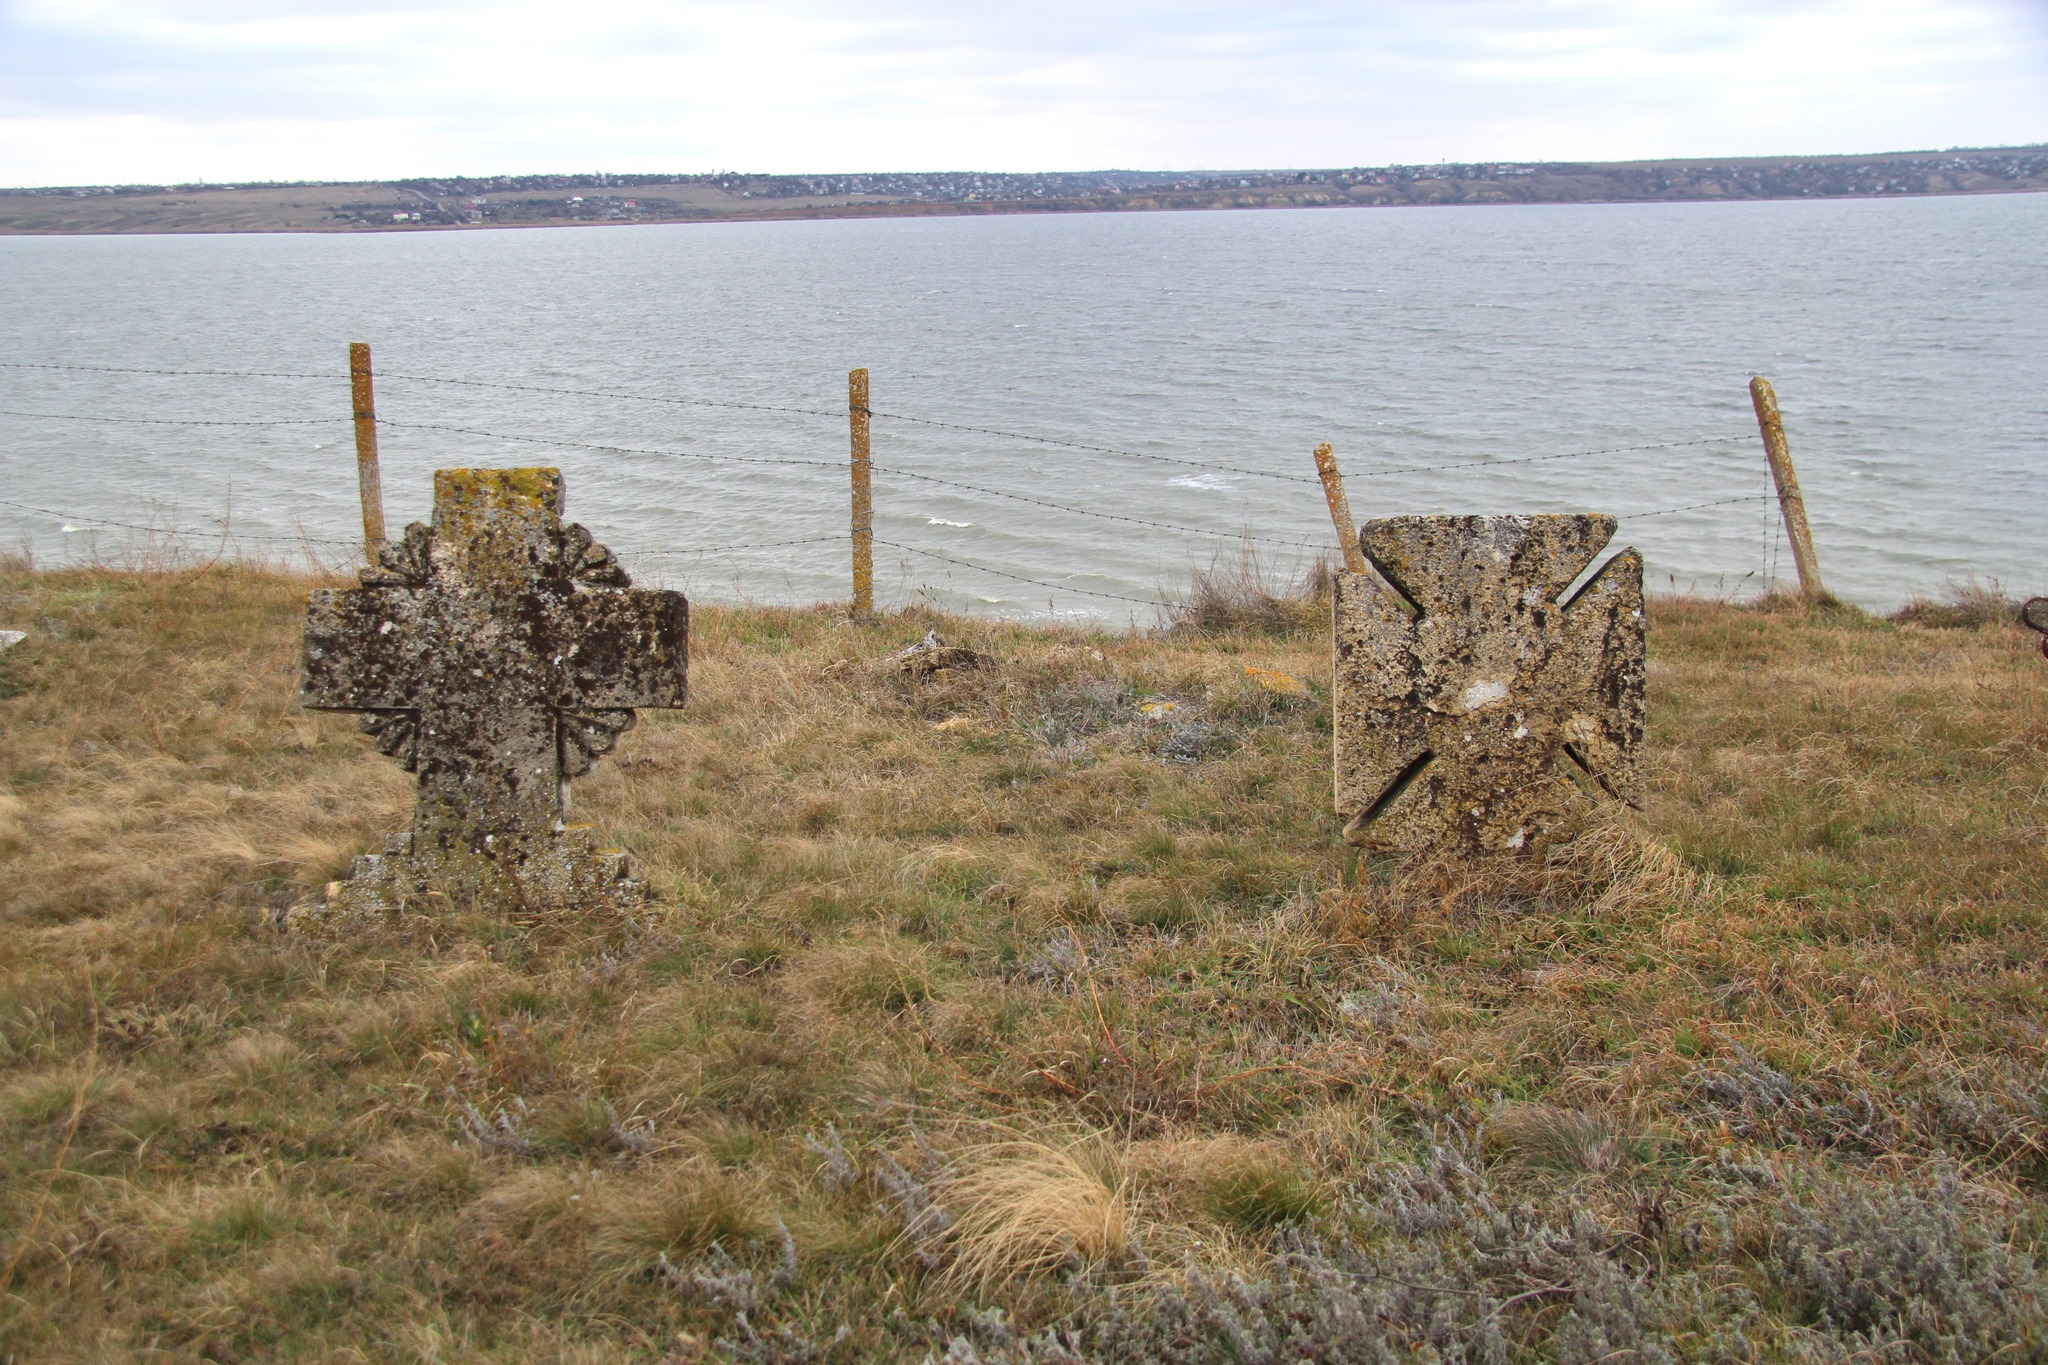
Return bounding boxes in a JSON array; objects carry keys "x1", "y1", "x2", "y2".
[
  {"x1": 1189, "y1": 1142, "x2": 1324, "y2": 1232},
  {"x1": 590, "y1": 1158, "x2": 767, "y2": 1274},
  {"x1": 929, "y1": 1137, "x2": 1130, "y2": 1294},
  {"x1": 1160, "y1": 541, "x2": 1333, "y2": 636},
  {"x1": 1483, "y1": 1101, "x2": 1625, "y2": 1176},
  {"x1": 2, "y1": 562, "x2": 2046, "y2": 1359},
  {"x1": 1889, "y1": 578, "x2": 2026, "y2": 629}
]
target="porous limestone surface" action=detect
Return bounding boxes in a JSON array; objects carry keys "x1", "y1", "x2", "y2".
[
  {"x1": 297, "y1": 467, "x2": 687, "y2": 917},
  {"x1": 1333, "y1": 514, "x2": 1644, "y2": 858}
]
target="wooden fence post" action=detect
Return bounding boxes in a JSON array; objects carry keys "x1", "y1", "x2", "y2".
[
  {"x1": 1313, "y1": 442, "x2": 1369, "y2": 575},
  {"x1": 349, "y1": 342, "x2": 388, "y2": 558},
  {"x1": 1748, "y1": 376, "x2": 1828, "y2": 603},
  {"x1": 849, "y1": 367, "x2": 874, "y2": 620}
]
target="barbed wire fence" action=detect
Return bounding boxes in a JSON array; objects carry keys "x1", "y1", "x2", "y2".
[{"x1": 0, "y1": 355, "x2": 1794, "y2": 618}]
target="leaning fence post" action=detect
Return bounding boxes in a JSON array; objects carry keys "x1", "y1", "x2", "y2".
[
  {"x1": 349, "y1": 342, "x2": 388, "y2": 558},
  {"x1": 1748, "y1": 376, "x2": 1827, "y2": 603},
  {"x1": 1313, "y1": 442, "x2": 1370, "y2": 575},
  {"x1": 849, "y1": 367, "x2": 874, "y2": 620}
]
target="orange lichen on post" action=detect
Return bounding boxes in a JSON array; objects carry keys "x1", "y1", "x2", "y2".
[
  {"x1": 348, "y1": 341, "x2": 388, "y2": 557},
  {"x1": 1312, "y1": 443, "x2": 1369, "y2": 575},
  {"x1": 850, "y1": 367, "x2": 874, "y2": 620},
  {"x1": 1748, "y1": 376, "x2": 1828, "y2": 603}
]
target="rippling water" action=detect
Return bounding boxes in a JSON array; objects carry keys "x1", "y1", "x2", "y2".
[{"x1": 2, "y1": 192, "x2": 2042, "y2": 619}]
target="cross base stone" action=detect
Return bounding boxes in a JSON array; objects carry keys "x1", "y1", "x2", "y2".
[{"x1": 294, "y1": 826, "x2": 647, "y2": 928}]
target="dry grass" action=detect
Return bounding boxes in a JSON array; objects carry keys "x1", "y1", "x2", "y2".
[
  {"x1": 929, "y1": 1138, "x2": 1129, "y2": 1294},
  {"x1": 2, "y1": 561, "x2": 2045, "y2": 1360},
  {"x1": 1889, "y1": 577, "x2": 2027, "y2": 629},
  {"x1": 1483, "y1": 1101, "x2": 1625, "y2": 1176},
  {"x1": 1160, "y1": 540, "x2": 1334, "y2": 636}
]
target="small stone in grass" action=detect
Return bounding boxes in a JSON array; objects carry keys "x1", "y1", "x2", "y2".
[{"x1": 891, "y1": 630, "x2": 994, "y2": 678}]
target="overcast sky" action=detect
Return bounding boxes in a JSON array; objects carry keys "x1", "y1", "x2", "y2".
[{"x1": 2, "y1": 0, "x2": 2044, "y2": 185}]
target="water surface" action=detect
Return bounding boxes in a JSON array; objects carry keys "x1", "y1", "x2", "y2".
[{"x1": 3, "y1": 193, "x2": 2042, "y2": 618}]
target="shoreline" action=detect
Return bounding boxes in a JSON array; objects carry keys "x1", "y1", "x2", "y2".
[
  {"x1": 2, "y1": 184, "x2": 2044, "y2": 237},
  {"x1": 6, "y1": 147, "x2": 2042, "y2": 235},
  {"x1": 0, "y1": 185, "x2": 2043, "y2": 237}
]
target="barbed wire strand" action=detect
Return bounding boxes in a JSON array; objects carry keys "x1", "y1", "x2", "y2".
[
  {"x1": 870, "y1": 465, "x2": 1322, "y2": 549},
  {"x1": 3, "y1": 481, "x2": 1783, "y2": 560},
  {"x1": 863, "y1": 412, "x2": 1744, "y2": 482},
  {"x1": 0, "y1": 495, "x2": 362, "y2": 547},
  {"x1": 392, "y1": 414, "x2": 1766, "y2": 543},
  {"x1": 373, "y1": 418, "x2": 1308, "y2": 546},
  {"x1": 0, "y1": 495, "x2": 213, "y2": 538},
  {"x1": 0, "y1": 494, "x2": 840, "y2": 558},
  {"x1": 379, "y1": 372, "x2": 846, "y2": 422},
  {"x1": 625, "y1": 535, "x2": 842, "y2": 558},
  {"x1": 378, "y1": 417, "x2": 1325, "y2": 550},
  {"x1": 382, "y1": 416, "x2": 1723, "y2": 552},
  {"x1": 0, "y1": 409, "x2": 342, "y2": 427},
  {"x1": 0, "y1": 361, "x2": 332, "y2": 380},
  {"x1": 4, "y1": 358, "x2": 1757, "y2": 485},
  {"x1": 864, "y1": 409, "x2": 1753, "y2": 482},
  {"x1": 875, "y1": 539, "x2": 1167, "y2": 607},
  {"x1": 0, "y1": 361, "x2": 1325, "y2": 483},
  {"x1": 7, "y1": 483, "x2": 1796, "y2": 623},
  {"x1": 1349, "y1": 437, "x2": 1752, "y2": 481},
  {"x1": 378, "y1": 420, "x2": 845, "y2": 470},
  {"x1": 1, "y1": 363, "x2": 1784, "y2": 597},
  {"x1": 858, "y1": 407, "x2": 1314, "y2": 483},
  {"x1": 1623, "y1": 493, "x2": 1773, "y2": 519},
  {"x1": 0, "y1": 361, "x2": 844, "y2": 421}
]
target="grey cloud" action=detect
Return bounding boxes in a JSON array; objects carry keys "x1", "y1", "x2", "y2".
[{"x1": 1, "y1": 0, "x2": 2042, "y2": 181}]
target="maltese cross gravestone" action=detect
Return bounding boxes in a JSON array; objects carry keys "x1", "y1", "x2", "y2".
[
  {"x1": 299, "y1": 468, "x2": 687, "y2": 914},
  {"x1": 1333, "y1": 514, "x2": 1644, "y2": 859}
]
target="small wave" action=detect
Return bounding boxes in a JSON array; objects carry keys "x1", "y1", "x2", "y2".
[
  {"x1": 927, "y1": 517, "x2": 975, "y2": 527},
  {"x1": 1169, "y1": 473, "x2": 1237, "y2": 491}
]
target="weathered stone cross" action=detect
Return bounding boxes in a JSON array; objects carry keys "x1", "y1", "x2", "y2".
[
  {"x1": 1333, "y1": 514, "x2": 1644, "y2": 859},
  {"x1": 299, "y1": 467, "x2": 688, "y2": 911}
]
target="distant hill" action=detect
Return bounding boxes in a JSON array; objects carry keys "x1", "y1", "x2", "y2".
[{"x1": 3, "y1": 146, "x2": 2042, "y2": 234}]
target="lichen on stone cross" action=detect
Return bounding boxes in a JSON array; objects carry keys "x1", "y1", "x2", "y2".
[
  {"x1": 1333, "y1": 514, "x2": 1644, "y2": 859},
  {"x1": 298, "y1": 468, "x2": 688, "y2": 912}
]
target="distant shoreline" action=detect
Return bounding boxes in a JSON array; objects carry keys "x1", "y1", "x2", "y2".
[{"x1": 4, "y1": 146, "x2": 2043, "y2": 235}]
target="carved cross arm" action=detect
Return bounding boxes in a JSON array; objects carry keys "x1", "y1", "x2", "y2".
[
  {"x1": 300, "y1": 587, "x2": 428, "y2": 712},
  {"x1": 554, "y1": 589, "x2": 690, "y2": 710}
]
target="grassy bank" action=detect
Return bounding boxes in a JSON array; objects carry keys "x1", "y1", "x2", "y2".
[{"x1": 1, "y1": 561, "x2": 2043, "y2": 1362}]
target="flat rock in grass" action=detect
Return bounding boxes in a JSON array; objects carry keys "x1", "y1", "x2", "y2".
[
  {"x1": 0, "y1": 630, "x2": 23, "y2": 651},
  {"x1": 1333, "y1": 513, "x2": 1644, "y2": 859},
  {"x1": 890, "y1": 630, "x2": 994, "y2": 678},
  {"x1": 296, "y1": 467, "x2": 688, "y2": 919}
]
